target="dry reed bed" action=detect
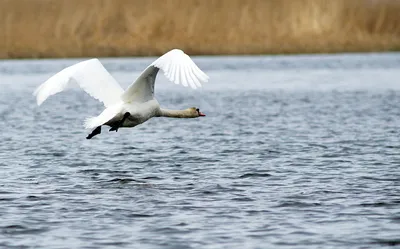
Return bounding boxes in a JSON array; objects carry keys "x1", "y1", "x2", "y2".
[{"x1": 1, "y1": 0, "x2": 400, "y2": 58}]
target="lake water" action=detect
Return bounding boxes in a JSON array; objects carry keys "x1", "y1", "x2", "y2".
[{"x1": 0, "y1": 53, "x2": 399, "y2": 249}]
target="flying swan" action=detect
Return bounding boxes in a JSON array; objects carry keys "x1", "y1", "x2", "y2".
[{"x1": 33, "y1": 49, "x2": 209, "y2": 139}]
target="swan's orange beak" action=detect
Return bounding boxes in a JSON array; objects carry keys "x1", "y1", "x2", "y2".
[{"x1": 199, "y1": 112, "x2": 206, "y2": 117}]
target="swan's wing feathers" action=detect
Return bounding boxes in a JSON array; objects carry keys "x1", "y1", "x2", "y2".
[
  {"x1": 33, "y1": 59, "x2": 124, "y2": 107},
  {"x1": 33, "y1": 64, "x2": 76, "y2": 106},
  {"x1": 120, "y1": 66, "x2": 159, "y2": 103},
  {"x1": 121, "y1": 49, "x2": 209, "y2": 103},
  {"x1": 151, "y1": 49, "x2": 209, "y2": 89}
]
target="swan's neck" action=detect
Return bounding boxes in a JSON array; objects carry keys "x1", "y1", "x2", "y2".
[{"x1": 159, "y1": 108, "x2": 195, "y2": 118}]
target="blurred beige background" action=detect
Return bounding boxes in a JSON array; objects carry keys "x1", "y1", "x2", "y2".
[{"x1": 1, "y1": 0, "x2": 400, "y2": 58}]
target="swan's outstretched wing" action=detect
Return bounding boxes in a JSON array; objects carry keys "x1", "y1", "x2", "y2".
[
  {"x1": 121, "y1": 49, "x2": 209, "y2": 103},
  {"x1": 33, "y1": 59, "x2": 124, "y2": 107}
]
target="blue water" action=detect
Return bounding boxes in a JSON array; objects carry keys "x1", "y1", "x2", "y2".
[{"x1": 0, "y1": 53, "x2": 399, "y2": 249}]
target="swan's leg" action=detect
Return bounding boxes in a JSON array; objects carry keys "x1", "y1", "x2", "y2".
[
  {"x1": 86, "y1": 126, "x2": 101, "y2": 139},
  {"x1": 109, "y1": 112, "x2": 130, "y2": 132}
]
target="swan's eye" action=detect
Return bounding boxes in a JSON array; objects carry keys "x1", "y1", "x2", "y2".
[{"x1": 196, "y1": 108, "x2": 199, "y2": 112}]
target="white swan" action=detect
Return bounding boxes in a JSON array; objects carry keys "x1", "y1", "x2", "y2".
[{"x1": 33, "y1": 49, "x2": 209, "y2": 139}]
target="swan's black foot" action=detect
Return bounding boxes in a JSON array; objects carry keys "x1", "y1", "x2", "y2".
[
  {"x1": 109, "y1": 112, "x2": 130, "y2": 132},
  {"x1": 86, "y1": 126, "x2": 101, "y2": 139}
]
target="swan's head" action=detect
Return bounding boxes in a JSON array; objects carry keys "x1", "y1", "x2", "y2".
[{"x1": 189, "y1": 107, "x2": 206, "y2": 117}]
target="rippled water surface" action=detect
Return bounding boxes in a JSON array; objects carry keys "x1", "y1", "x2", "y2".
[{"x1": 1, "y1": 53, "x2": 400, "y2": 249}]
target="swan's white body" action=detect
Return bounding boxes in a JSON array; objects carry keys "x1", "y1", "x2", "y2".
[{"x1": 34, "y1": 49, "x2": 209, "y2": 135}]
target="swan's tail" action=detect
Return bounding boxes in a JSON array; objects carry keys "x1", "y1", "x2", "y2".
[
  {"x1": 83, "y1": 104, "x2": 122, "y2": 129},
  {"x1": 83, "y1": 117, "x2": 98, "y2": 129}
]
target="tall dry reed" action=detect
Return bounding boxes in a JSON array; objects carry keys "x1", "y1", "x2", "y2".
[{"x1": 1, "y1": 0, "x2": 400, "y2": 58}]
